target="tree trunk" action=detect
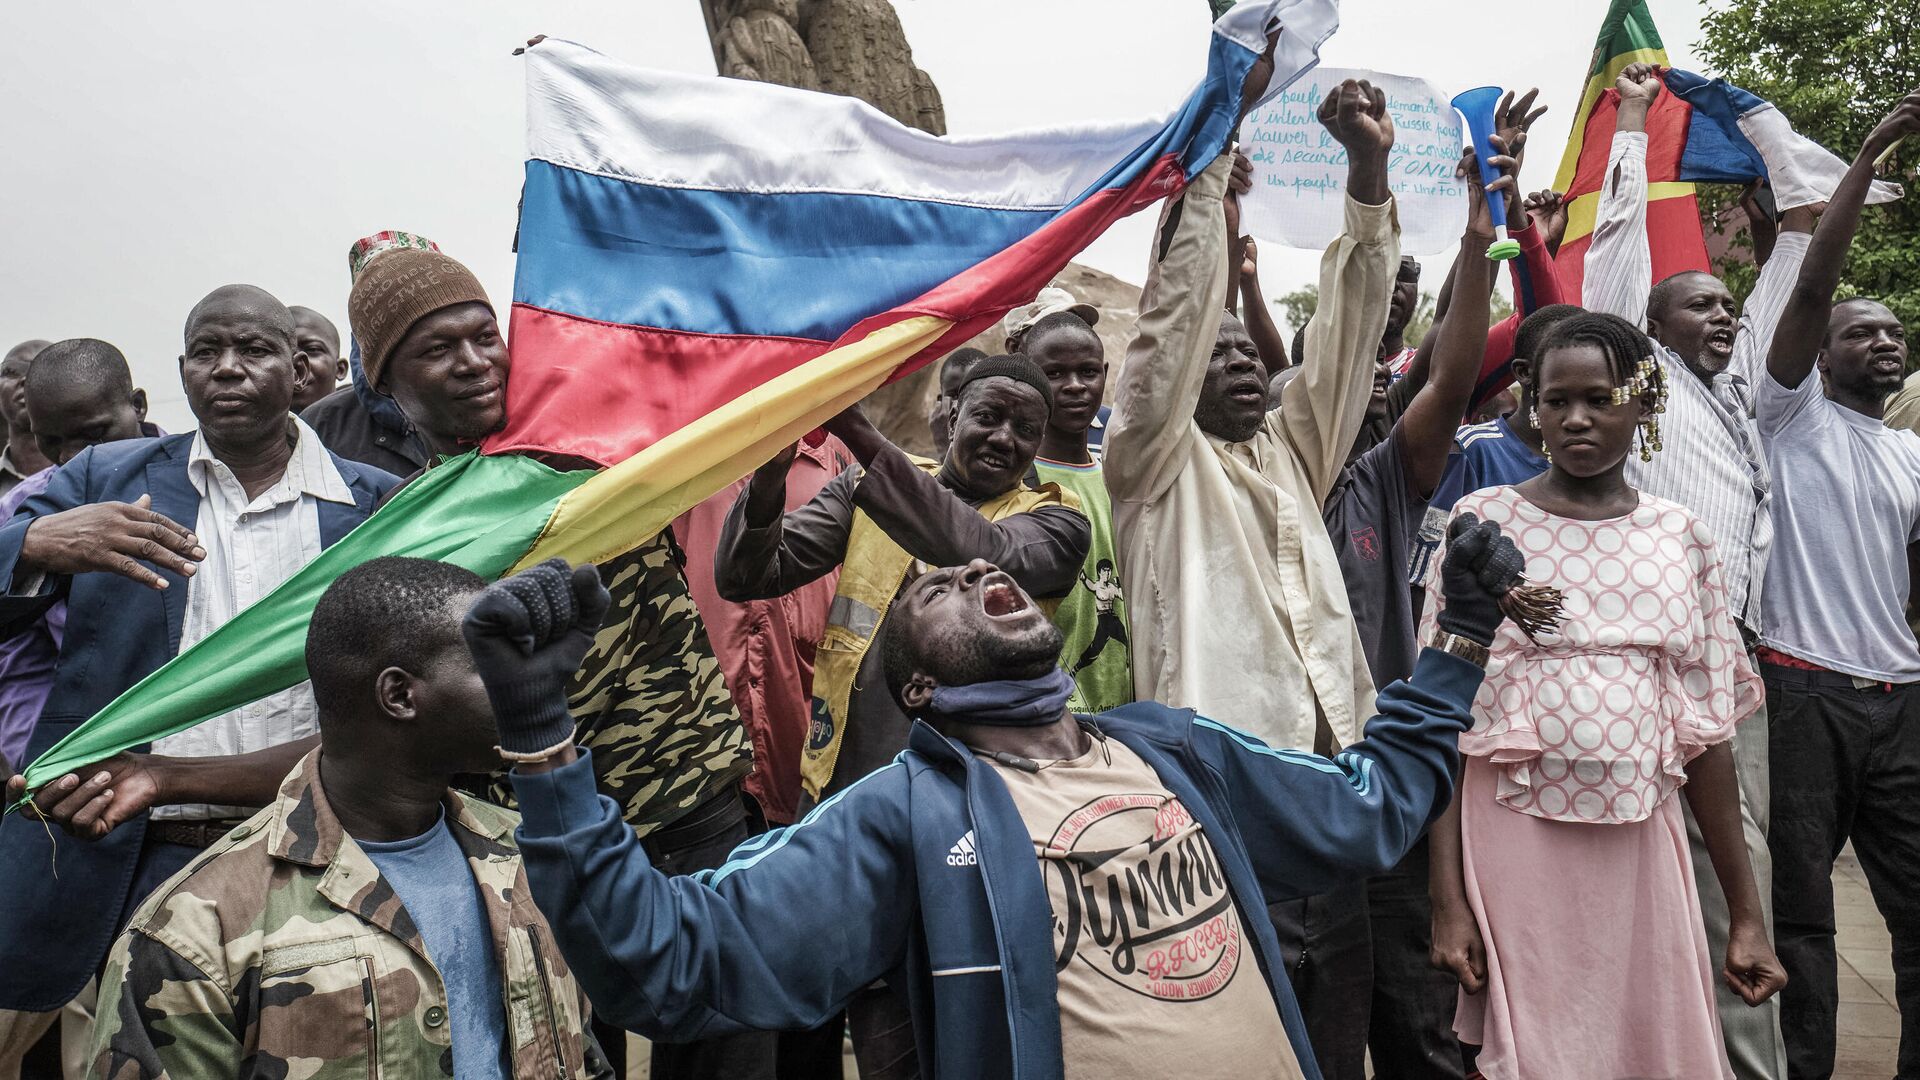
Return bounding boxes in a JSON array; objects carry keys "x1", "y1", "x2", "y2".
[{"x1": 699, "y1": 0, "x2": 947, "y2": 449}]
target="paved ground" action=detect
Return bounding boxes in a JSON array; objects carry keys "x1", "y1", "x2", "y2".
[
  {"x1": 629, "y1": 853, "x2": 1905, "y2": 1078},
  {"x1": 1833, "y1": 845, "x2": 1901, "y2": 1077}
]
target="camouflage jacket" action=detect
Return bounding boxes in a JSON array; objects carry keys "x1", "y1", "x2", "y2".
[
  {"x1": 90, "y1": 751, "x2": 611, "y2": 1079},
  {"x1": 485, "y1": 533, "x2": 751, "y2": 838}
]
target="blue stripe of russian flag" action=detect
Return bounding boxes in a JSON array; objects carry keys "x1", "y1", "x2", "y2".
[
  {"x1": 1663, "y1": 68, "x2": 1770, "y2": 185},
  {"x1": 513, "y1": 25, "x2": 1260, "y2": 344}
]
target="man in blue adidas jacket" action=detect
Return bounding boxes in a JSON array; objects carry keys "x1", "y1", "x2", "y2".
[{"x1": 466, "y1": 513, "x2": 1524, "y2": 1080}]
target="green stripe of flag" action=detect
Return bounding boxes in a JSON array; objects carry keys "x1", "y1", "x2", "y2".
[
  {"x1": 1585, "y1": 0, "x2": 1666, "y2": 79},
  {"x1": 14, "y1": 451, "x2": 592, "y2": 799}
]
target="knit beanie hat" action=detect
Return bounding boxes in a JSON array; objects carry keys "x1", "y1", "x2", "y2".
[
  {"x1": 346, "y1": 231, "x2": 493, "y2": 389},
  {"x1": 957, "y1": 353, "x2": 1054, "y2": 414}
]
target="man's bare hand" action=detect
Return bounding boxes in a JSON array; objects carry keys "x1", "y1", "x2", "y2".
[
  {"x1": 1229, "y1": 150, "x2": 1254, "y2": 197},
  {"x1": 1431, "y1": 902, "x2": 1488, "y2": 994},
  {"x1": 1460, "y1": 142, "x2": 1520, "y2": 238},
  {"x1": 821, "y1": 402, "x2": 888, "y2": 465},
  {"x1": 5, "y1": 753, "x2": 164, "y2": 842},
  {"x1": 1865, "y1": 88, "x2": 1920, "y2": 159},
  {"x1": 760, "y1": 442, "x2": 799, "y2": 477},
  {"x1": 1224, "y1": 149, "x2": 1253, "y2": 239},
  {"x1": 1319, "y1": 79, "x2": 1394, "y2": 205},
  {"x1": 18, "y1": 495, "x2": 204, "y2": 590},
  {"x1": 1494, "y1": 88, "x2": 1547, "y2": 167},
  {"x1": 1319, "y1": 78, "x2": 1395, "y2": 159},
  {"x1": 1524, "y1": 189, "x2": 1569, "y2": 252},
  {"x1": 1617, "y1": 63, "x2": 1663, "y2": 109},
  {"x1": 1240, "y1": 236, "x2": 1260, "y2": 280},
  {"x1": 1236, "y1": 28, "x2": 1281, "y2": 128}
]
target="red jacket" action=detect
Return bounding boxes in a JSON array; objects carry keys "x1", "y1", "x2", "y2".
[{"x1": 673, "y1": 437, "x2": 855, "y2": 824}]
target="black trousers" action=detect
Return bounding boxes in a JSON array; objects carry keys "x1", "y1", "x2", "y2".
[
  {"x1": 847, "y1": 982, "x2": 918, "y2": 1080},
  {"x1": 1268, "y1": 879, "x2": 1373, "y2": 1080},
  {"x1": 1364, "y1": 838, "x2": 1466, "y2": 1079},
  {"x1": 600, "y1": 782, "x2": 781, "y2": 1080},
  {"x1": 1766, "y1": 666, "x2": 1920, "y2": 1080}
]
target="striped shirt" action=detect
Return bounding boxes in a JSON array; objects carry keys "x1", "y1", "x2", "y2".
[{"x1": 1582, "y1": 130, "x2": 1810, "y2": 632}]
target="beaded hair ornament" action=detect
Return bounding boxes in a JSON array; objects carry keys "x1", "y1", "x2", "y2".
[
  {"x1": 1614, "y1": 355, "x2": 1667, "y2": 461},
  {"x1": 1529, "y1": 353, "x2": 1669, "y2": 464}
]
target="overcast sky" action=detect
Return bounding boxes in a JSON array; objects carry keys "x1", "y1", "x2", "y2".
[{"x1": 3, "y1": 0, "x2": 1711, "y2": 431}]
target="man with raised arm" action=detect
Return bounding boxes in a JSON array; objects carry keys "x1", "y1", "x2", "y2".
[
  {"x1": 1580, "y1": 63, "x2": 1821, "y2": 1079},
  {"x1": 1104, "y1": 78, "x2": 1400, "y2": 758},
  {"x1": 478, "y1": 511, "x2": 1525, "y2": 1080},
  {"x1": 1324, "y1": 146, "x2": 1512, "y2": 1080},
  {"x1": 1751, "y1": 89, "x2": 1920, "y2": 1080}
]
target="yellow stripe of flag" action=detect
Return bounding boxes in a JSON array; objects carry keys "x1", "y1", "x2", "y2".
[
  {"x1": 1552, "y1": 45, "x2": 1672, "y2": 194},
  {"x1": 1559, "y1": 181, "x2": 1698, "y2": 248},
  {"x1": 512, "y1": 314, "x2": 956, "y2": 571}
]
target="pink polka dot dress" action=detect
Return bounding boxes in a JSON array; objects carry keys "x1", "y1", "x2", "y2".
[{"x1": 1424, "y1": 485, "x2": 1763, "y2": 1080}]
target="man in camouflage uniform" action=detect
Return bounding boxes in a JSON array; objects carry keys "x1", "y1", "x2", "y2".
[
  {"x1": 333, "y1": 234, "x2": 762, "y2": 1079},
  {"x1": 90, "y1": 557, "x2": 610, "y2": 1080}
]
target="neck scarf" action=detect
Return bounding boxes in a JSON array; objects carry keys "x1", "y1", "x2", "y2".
[{"x1": 924, "y1": 668, "x2": 1077, "y2": 727}]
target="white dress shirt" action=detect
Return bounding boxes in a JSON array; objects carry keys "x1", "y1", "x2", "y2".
[
  {"x1": 1583, "y1": 129, "x2": 1809, "y2": 632},
  {"x1": 1107, "y1": 155, "x2": 1400, "y2": 752},
  {"x1": 150, "y1": 418, "x2": 354, "y2": 820}
]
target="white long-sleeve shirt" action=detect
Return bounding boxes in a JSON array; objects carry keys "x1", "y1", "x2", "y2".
[
  {"x1": 1582, "y1": 129, "x2": 1807, "y2": 632},
  {"x1": 150, "y1": 419, "x2": 355, "y2": 820},
  {"x1": 1106, "y1": 154, "x2": 1400, "y2": 751}
]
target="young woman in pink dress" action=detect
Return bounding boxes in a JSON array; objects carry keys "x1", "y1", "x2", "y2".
[{"x1": 1424, "y1": 312, "x2": 1786, "y2": 1079}]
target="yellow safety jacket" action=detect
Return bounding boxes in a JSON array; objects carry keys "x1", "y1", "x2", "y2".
[{"x1": 802, "y1": 457, "x2": 1077, "y2": 797}]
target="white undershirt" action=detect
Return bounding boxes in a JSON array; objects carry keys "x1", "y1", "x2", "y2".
[{"x1": 150, "y1": 418, "x2": 354, "y2": 820}]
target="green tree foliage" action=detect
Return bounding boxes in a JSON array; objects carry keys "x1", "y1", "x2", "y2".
[
  {"x1": 1696, "y1": 0, "x2": 1920, "y2": 329},
  {"x1": 1275, "y1": 284, "x2": 1321, "y2": 337},
  {"x1": 1401, "y1": 293, "x2": 1441, "y2": 346}
]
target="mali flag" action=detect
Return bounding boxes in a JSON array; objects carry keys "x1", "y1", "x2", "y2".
[
  {"x1": 1551, "y1": 0, "x2": 1707, "y2": 301},
  {"x1": 18, "y1": 0, "x2": 1340, "y2": 796}
]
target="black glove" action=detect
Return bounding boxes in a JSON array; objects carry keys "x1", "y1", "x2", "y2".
[
  {"x1": 1437, "y1": 513, "x2": 1526, "y2": 646},
  {"x1": 461, "y1": 558, "x2": 612, "y2": 755}
]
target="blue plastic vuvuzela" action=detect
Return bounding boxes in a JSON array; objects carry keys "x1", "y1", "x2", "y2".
[{"x1": 1451, "y1": 85, "x2": 1522, "y2": 261}]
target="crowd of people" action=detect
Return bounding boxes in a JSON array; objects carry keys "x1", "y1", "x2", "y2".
[{"x1": 1, "y1": 55, "x2": 1918, "y2": 1080}]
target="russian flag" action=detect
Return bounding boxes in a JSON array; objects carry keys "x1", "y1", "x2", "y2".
[
  {"x1": 485, "y1": 0, "x2": 1337, "y2": 469},
  {"x1": 1660, "y1": 68, "x2": 1902, "y2": 211}
]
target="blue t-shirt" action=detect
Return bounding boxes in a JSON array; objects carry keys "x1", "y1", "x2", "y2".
[
  {"x1": 1412, "y1": 417, "x2": 1549, "y2": 590},
  {"x1": 1429, "y1": 415, "x2": 1548, "y2": 513},
  {"x1": 360, "y1": 810, "x2": 509, "y2": 1080}
]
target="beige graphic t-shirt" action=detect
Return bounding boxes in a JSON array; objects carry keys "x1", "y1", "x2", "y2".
[{"x1": 986, "y1": 733, "x2": 1304, "y2": 1080}]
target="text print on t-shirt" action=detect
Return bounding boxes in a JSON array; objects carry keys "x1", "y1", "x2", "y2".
[{"x1": 1042, "y1": 791, "x2": 1243, "y2": 1001}]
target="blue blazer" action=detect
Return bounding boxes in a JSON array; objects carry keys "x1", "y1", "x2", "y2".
[
  {"x1": 511, "y1": 650, "x2": 1483, "y2": 1080},
  {"x1": 0, "y1": 433, "x2": 397, "y2": 1010}
]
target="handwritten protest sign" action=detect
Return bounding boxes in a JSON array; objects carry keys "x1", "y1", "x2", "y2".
[{"x1": 1236, "y1": 67, "x2": 1467, "y2": 256}]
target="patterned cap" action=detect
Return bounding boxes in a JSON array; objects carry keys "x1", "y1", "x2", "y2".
[
  {"x1": 345, "y1": 231, "x2": 492, "y2": 388},
  {"x1": 347, "y1": 230, "x2": 444, "y2": 282}
]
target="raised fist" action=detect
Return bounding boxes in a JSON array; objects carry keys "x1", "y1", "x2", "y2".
[
  {"x1": 462, "y1": 559, "x2": 611, "y2": 756},
  {"x1": 1437, "y1": 513, "x2": 1526, "y2": 646}
]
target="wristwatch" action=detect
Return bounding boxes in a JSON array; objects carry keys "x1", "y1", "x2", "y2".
[{"x1": 1428, "y1": 629, "x2": 1491, "y2": 668}]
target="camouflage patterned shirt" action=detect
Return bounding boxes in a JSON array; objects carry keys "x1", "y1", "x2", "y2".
[
  {"x1": 89, "y1": 751, "x2": 611, "y2": 1079},
  {"x1": 486, "y1": 533, "x2": 752, "y2": 838}
]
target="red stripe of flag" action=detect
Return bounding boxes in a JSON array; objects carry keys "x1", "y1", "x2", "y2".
[{"x1": 486, "y1": 153, "x2": 1187, "y2": 466}]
